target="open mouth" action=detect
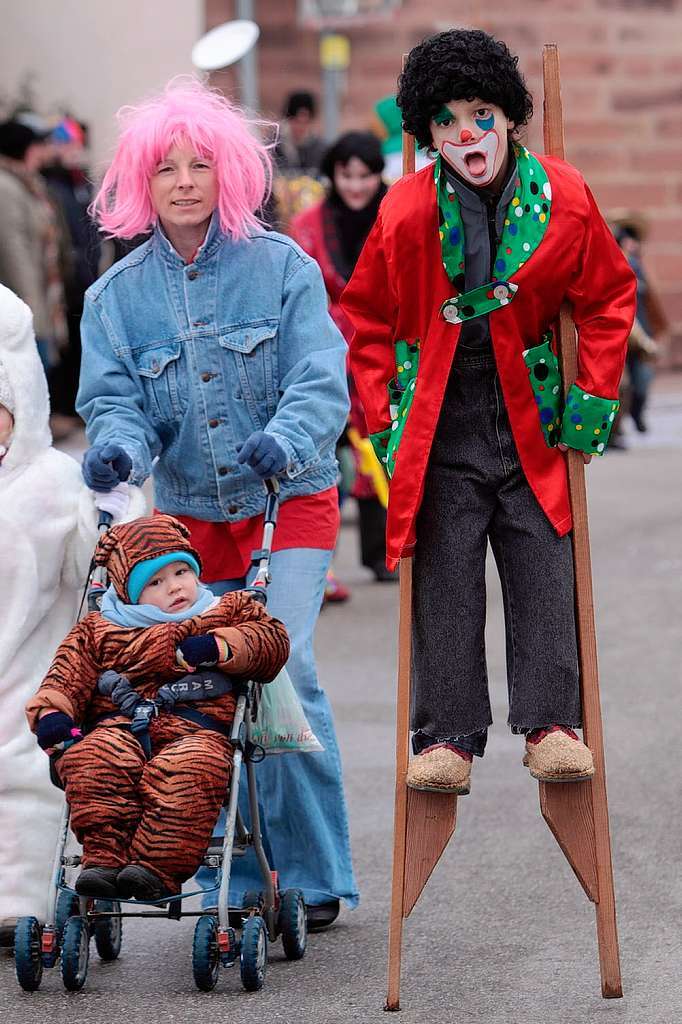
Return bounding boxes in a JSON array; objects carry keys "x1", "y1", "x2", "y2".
[
  {"x1": 170, "y1": 597, "x2": 189, "y2": 609},
  {"x1": 172, "y1": 199, "x2": 200, "y2": 207},
  {"x1": 463, "y1": 151, "x2": 488, "y2": 177}
]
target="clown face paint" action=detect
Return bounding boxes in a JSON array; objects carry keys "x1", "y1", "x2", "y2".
[{"x1": 431, "y1": 98, "x2": 511, "y2": 188}]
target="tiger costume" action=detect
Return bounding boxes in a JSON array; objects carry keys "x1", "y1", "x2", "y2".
[{"x1": 26, "y1": 515, "x2": 290, "y2": 894}]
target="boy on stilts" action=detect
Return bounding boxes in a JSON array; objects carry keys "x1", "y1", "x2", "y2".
[{"x1": 342, "y1": 29, "x2": 636, "y2": 795}]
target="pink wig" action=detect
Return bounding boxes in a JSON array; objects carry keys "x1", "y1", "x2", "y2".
[{"x1": 92, "y1": 77, "x2": 274, "y2": 241}]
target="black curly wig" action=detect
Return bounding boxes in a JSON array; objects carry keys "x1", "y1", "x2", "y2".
[{"x1": 397, "y1": 29, "x2": 534, "y2": 150}]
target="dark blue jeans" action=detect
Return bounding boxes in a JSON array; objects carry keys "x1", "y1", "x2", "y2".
[{"x1": 411, "y1": 347, "x2": 580, "y2": 758}]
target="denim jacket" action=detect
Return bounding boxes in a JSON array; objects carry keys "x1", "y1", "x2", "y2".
[{"x1": 77, "y1": 218, "x2": 350, "y2": 521}]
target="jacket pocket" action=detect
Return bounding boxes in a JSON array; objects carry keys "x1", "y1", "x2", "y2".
[
  {"x1": 218, "y1": 321, "x2": 278, "y2": 422},
  {"x1": 523, "y1": 333, "x2": 563, "y2": 448},
  {"x1": 131, "y1": 341, "x2": 185, "y2": 421}
]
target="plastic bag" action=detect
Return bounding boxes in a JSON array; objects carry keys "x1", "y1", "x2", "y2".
[{"x1": 252, "y1": 667, "x2": 324, "y2": 755}]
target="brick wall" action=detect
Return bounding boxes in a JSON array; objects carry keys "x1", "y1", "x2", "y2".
[{"x1": 206, "y1": 0, "x2": 682, "y2": 364}]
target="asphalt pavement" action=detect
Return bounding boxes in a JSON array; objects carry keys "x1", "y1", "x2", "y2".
[{"x1": 2, "y1": 383, "x2": 681, "y2": 1023}]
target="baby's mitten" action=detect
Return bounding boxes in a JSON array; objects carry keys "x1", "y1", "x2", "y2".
[
  {"x1": 176, "y1": 634, "x2": 230, "y2": 670},
  {"x1": 36, "y1": 712, "x2": 81, "y2": 752}
]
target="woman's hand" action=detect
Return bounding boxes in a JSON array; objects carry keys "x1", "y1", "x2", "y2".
[
  {"x1": 558, "y1": 442, "x2": 592, "y2": 464},
  {"x1": 237, "y1": 431, "x2": 288, "y2": 479},
  {"x1": 82, "y1": 443, "x2": 132, "y2": 492}
]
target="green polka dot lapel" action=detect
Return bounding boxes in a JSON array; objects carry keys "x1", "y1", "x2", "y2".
[{"x1": 437, "y1": 146, "x2": 552, "y2": 325}]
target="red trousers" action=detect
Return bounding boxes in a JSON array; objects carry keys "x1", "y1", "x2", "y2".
[{"x1": 58, "y1": 719, "x2": 232, "y2": 890}]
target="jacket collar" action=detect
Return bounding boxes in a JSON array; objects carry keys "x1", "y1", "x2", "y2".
[{"x1": 152, "y1": 210, "x2": 226, "y2": 267}]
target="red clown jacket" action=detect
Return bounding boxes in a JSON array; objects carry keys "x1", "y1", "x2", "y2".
[{"x1": 341, "y1": 155, "x2": 637, "y2": 570}]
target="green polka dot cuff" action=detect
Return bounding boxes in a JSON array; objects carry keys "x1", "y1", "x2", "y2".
[{"x1": 560, "y1": 385, "x2": 620, "y2": 456}]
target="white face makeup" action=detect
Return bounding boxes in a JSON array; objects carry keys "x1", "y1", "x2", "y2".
[{"x1": 430, "y1": 98, "x2": 511, "y2": 188}]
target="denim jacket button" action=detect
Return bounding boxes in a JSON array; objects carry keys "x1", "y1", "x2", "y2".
[
  {"x1": 201, "y1": 372, "x2": 213, "y2": 382},
  {"x1": 228, "y1": 505, "x2": 239, "y2": 514},
  {"x1": 218, "y1": 466, "x2": 229, "y2": 476},
  {"x1": 209, "y1": 419, "x2": 219, "y2": 428},
  {"x1": 187, "y1": 270, "x2": 199, "y2": 280}
]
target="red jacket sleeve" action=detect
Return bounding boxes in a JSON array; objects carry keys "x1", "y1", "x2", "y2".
[
  {"x1": 565, "y1": 184, "x2": 637, "y2": 399},
  {"x1": 341, "y1": 210, "x2": 398, "y2": 435}
]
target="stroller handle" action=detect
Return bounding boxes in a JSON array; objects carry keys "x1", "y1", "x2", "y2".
[
  {"x1": 263, "y1": 476, "x2": 280, "y2": 528},
  {"x1": 245, "y1": 478, "x2": 280, "y2": 603},
  {"x1": 98, "y1": 510, "x2": 114, "y2": 531}
]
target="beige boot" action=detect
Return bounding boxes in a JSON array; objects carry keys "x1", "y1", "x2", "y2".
[
  {"x1": 523, "y1": 727, "x2": 594, "y2": 782},
  {"x1": 406, "y1": 744, "x2": 472, "y2": 795}
]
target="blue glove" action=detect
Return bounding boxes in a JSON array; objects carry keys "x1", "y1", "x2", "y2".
[
  {"x1": 236, "y1": 431, "x2": 287, "y2": 479},
  {"x1": 36, "y1": 712, "x2": 82, "y2": 752},
  {"x1": 177, "y1": 634, "x2": 221, "y2": 669},
  {"x1": 82, "y1": 444, "x2": 132, "y2": 493}
]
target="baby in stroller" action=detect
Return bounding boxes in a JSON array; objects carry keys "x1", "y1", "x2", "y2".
[{"x1": 26, "y1": 514, "x2": 289, "y2": 902}]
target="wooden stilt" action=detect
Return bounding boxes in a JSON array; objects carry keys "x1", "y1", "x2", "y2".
[
  {"x1": 385, "y1": 556, "x2": 412, "y2": 1012},
  {"x1": 385, "y1": 101, "x2": 459, "y2": 1012},
  {"x1": 541, "y1": 44, "x2": 623, "y2": 1000}
]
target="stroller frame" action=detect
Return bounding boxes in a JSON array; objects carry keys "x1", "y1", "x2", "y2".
[{"x1": 15, "y1": 478, "x2": 307, "y2": 993}]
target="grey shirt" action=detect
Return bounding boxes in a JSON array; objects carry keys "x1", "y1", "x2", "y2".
[{"x1": 443, "y1": 153, "x2": 518, "y2": 351}]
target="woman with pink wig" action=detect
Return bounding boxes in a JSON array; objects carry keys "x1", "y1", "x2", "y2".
[{"x1": 76, "y1": 78, "x2": 357, "y2": 929}]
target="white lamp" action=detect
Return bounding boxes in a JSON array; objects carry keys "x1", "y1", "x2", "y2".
[{"x1": 191, "y1": 20, "x2": 260, "y2": 72}]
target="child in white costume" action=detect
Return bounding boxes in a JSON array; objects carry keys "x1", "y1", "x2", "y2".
[{"x1": 0, "y1": 284, "x2": 144, "y2": 934}]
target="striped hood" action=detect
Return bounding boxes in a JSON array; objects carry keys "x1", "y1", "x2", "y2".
[{"x1": 94, "y1": 514, "x2": 203, "y2": 601}]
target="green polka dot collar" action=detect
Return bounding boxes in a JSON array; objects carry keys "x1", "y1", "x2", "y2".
[{"x1": 436, "y1": 146, "x2": 552, "y2": 325}]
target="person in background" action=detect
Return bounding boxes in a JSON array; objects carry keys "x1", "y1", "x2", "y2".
[
  {"x1": 290, "y1": 131, "x2": 398, "y2": 588},
  {"x1": 372, "y1": 95, "x2": 433, "y2": 183},
  {"x1": 612, "y1": 214, "x2": 668, "y2": 434},
  {"x1": 0, "y1": 119, "x2": 68, "y2": 374},
  {"x1": 276, "y1": 91, "x2": 326, "y2": 177},
  {"x1": 42, "y1": 118, "x2": 101, "y2": 439}
]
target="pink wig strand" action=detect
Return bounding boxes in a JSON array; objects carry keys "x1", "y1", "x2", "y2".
[{"x1": 92, "y1": 77, "x2": 274, "y2": 241}]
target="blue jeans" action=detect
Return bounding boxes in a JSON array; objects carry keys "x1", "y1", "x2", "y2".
[{"x1": 196, "y1": 547, "x2": 359, "y2": 909}]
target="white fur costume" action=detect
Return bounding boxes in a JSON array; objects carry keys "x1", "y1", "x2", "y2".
[{"x1": 0, "y1": 285, "x2": 144, "y2": 925}]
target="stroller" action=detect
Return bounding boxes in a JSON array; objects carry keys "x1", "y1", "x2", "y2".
[{"x1": 14, "y1": 479, "x2": 308, "y2": 994}]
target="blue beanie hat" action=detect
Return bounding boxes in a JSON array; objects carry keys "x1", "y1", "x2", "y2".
[{"x1": 127, "y1": 551, "x2": 201, "y2": 604}]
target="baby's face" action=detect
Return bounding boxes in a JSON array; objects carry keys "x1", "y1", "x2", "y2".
[
  {"x1": 0, "y1": 405, "x2": 13, "y2": 448},
  {"x1": 137, "y1": 561, "x2": 199, "y2": 612}
]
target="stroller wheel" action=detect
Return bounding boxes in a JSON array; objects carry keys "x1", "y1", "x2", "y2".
[
  {"x1": 14, "y1": 917, "x2": 43, "y2": 992},
  {"x1": 240, "y1": 915, "x2": 267, "y2": 992},
  {"x1": 192, "y1": 916, "x2": 220, "y2": 991},
  {"x1": 61, "y1": 916, "x2": 90, "y2": 991},
  {"x1": 93, "y1": 901, "x2": 122, "y2": 961},
  {"x1": 278, "y1": 889, "x2": 307, "y2": 961}
]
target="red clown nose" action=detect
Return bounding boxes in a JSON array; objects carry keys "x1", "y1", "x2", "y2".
[{"x1": 460, "y1": 129, "x2": 474, "y2": 143}]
